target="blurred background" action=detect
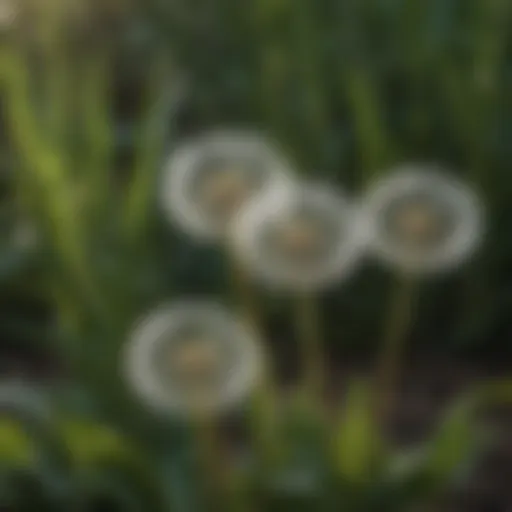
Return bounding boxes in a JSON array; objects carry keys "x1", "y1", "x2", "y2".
[{"x1": 0, "y1": 0, "x2": 511, "y2": 510}]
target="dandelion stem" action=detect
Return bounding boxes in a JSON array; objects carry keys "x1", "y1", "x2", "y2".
[
  {"x1": 227, "y1": 250, "x2": 279, "y2": 465},
  {"x1": 295, "y1": 293, "x2": 323, "y2": 400},
  {"x1": 228, "y1": 251, "x2": 261, "y2": 331},
  {"x1": 194, "y1": 414, "x2": 227, "y2": 510},
  {"x1": 376, "y1": 274, "x2": 418, "y2": 423}
]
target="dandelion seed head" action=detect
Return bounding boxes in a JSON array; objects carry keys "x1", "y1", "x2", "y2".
[
  {"x1": 231, "y1": 182, "x2": 366, "y2": 291},
  {"x1": 161, "y1": 130, "x2": 293, "y2": 241},
  {"x1": 362, "y1": 165, "x2": 485, "y2": 275},
  {"x1": 123, "y1": 301, "x2": 263, "y2": 417}
]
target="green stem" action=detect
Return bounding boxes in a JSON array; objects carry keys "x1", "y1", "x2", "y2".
[
  {"x1": 193, "y1": 415, "x2": 227, "y2": 512},
  {"x1": 227, "y1": 251, "x2": 279, "y2": 465},
  {"x1": 377, "y1": 275, "x2": 418, "y2": 423},
  {"x1": 295, "y1": 293, "x2": 323, "y2": 400}
]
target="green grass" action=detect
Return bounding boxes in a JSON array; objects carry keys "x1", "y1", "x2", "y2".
[{"x1": 0, "y1": 0, "x2": 511, "y2": 509}]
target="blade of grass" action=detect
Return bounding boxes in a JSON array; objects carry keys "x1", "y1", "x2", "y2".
[
  {"x1": 80, "y1": 53, "x2": 113, "y2": 219},
  {"x1": 248, "y1": 0, "x2": 293, "y2": 147},
  {"x1": 290, "y1": 0, "x2": 330, "y2": 167},
  {"x1": 345, "y1": 66, "x2": 397, "y2": 183},
  {"x1": 40, "y1": 37, "x2": 69, "y2": 151},
  {"x1": 334, "y1": 380, "x2": 385, "y2": 483},
  {"x1": 123, "y1": 53, "x2": 176, "y2": 245},
  {"x1": 1, "y1": 47, "x2": 107, "y2": 322},
  {"x1": 400, "y1": 0, "x2": 435, "y2": 149}
]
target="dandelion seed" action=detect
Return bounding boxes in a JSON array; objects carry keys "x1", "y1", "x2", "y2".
[
  {"x1": 231, "y1": 182, "x2": 365, "y2": 290},
  {"x1": 161, "y1": 130, "x2": 293, "y2": 241},
  {"x1": 361, "y1": 166, "x2": 485, "y2": 275},
  {"x1": 123, "y1": 301, "x2": 263, "y2": 417}
]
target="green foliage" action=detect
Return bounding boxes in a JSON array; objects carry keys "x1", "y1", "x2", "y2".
[
  {"x1": 233, "y1": 380, "x2": 499, "y2": 511},
  {"x1": 330, "y1": 383, "x2": 486, "y2": 512},
  {"x1": 0, "y1": 418, "x2": 35, "y2": 466},
  {"x1": 0, "y1": 410, "x2": 172, "y2": 511},
  {"x1": 0, "y1": 378, "x2": 509, "y2": 511},
  {"x1": 0, "y1": 0, "x2": 511, "y2": 510},
  {"x1": 333, "y1": 381, "x2": 385, "y2": 483},
  {"x1": 1, "y1": 0, "x2": 511, "y2": 352}
]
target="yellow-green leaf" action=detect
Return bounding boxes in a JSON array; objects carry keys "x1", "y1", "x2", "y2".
[
  {"x1": 58, "y1": 419, "x2": 133, "y2": 468},
  {"x1": 333, "y1": 381, "x2": 384, "y2": 483},
  {"x1": 0, "y1": 418, "x2": 36, "y2": 466},
  {"x1": 427, "y1": 396, "x2": 478, "y2": 478}
]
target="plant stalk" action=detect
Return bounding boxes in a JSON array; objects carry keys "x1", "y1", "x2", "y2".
[
  {"x1": 295, "y1": 292, "x2": 323, "y2": 400},
  {"x1": 228, "y1": 250, "x2": 280, "y2": 465},
  {"x1": 193, "y1": 414, "x2": 228, "y2": 512},
  {"x1": 376, "y1": 274, "x2": 418, "y2": 424}
]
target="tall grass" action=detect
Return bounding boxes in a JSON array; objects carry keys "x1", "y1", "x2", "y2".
[{"x1": 0, "y1": 0, "x2": 511, "y2": 509}]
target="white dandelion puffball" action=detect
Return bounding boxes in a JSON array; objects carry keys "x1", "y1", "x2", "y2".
[
  {"x1": 231, "y1": 181, "x2": 366, "y2": 291},
  {"x1": 361, "y1": 166, "x2": 485, "y2": 275},
  {"x1": 161, "y1": 130, "x2": 294, "y2": 241},
  {"x1": 123, "y1": 301, "x2": 263, "y2": 417}
]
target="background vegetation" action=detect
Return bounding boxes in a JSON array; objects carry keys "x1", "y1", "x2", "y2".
[
  {"x1": 2, "y1": 0, "x2": 511, "y2": 362},
  {"x1": 0, "y1": 0, "x2": 511, "y2": 510}
]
